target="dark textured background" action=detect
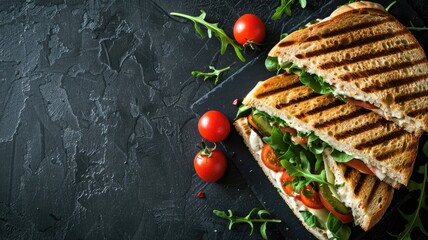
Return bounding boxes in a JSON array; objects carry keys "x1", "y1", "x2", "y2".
[{"x1": 0, "y1": 1, "x2": 427, "y2": 239}]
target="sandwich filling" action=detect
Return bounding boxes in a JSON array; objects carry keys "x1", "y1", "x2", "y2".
[{"x1": 237, "y1": 108, "x2": 381, "y2": 239}]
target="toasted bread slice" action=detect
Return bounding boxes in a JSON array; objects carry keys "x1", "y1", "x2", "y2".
[
  {"x1": 243, "y1": 74, "x2": 420, "y2": 187},
  {"x1": 269, "y1": 1, "x2": 428, "y2": 133}
]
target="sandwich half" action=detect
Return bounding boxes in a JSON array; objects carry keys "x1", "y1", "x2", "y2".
[
  {"x1": 267, "y1": 1, "x2": 428, "y2": 133},
  {"x1": 234, "y1": 117, "x2": 394, "y2": 239},
  {"x1": 239, "y1": 73, "x2": 420, "y2": 188}
]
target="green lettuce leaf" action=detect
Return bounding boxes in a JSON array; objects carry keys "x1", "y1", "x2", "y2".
[
  {"x1": 326, "y1": 213, "x2": 351, "y2": 240},
  {"x1": 330, "y1": 149, "x2": 354, "y2": 163},
  {"x1": 300, "y1": 210, "x2": 324, "y2": 229}
]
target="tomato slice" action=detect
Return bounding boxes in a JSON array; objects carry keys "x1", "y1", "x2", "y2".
[
  {"x1": 280, "y1": 171, "x2": 296, "y2": 195},
  {"x1": 347, "y1": 98, "x2": 378, "y2": 110},
  {"x1": 319, "y1": 187, "x2": 353, "y2": 224},
  {"x1": 291, "y1": 136, "x2": 309, "y2": 144},
  {"x1": 261, "y1": 144, "x2": 284, "y2": 172},
  {"x1": 278, "y1": 126, "x2": 308, "y2": 144},
  {"x1": 279, "y1": 126, "x2": 297, "y2": 136},
  {"x1": 300, "y1": 185, "x2": 324, "y2": 209},
  {"x1": 345, "y1": 159, "x2": 375, "y2": 176},
  {"x1": 247, "y1": 115, "x2": 258, "y2": 130}
]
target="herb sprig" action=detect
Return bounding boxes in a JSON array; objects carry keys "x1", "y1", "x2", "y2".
[
  {"x1": 213, "y1": 208, "x2": 281, "y2": 240},
  {"x1": 170, "y1": 10, "x2": 245, "y2": 62},
  {"x1": 395, "y1": 163, "x2": 428, "y2": 239},
  {"x1": 191, "y1": 65, "x2": 230, "y2": 84},
  {"x1": 272, "y1": 0, "x2": 307, "y2": 21}
]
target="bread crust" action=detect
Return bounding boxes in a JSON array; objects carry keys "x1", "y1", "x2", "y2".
[
  {"x1": 269, "y1": 1, "x2": 428, "y2": 133},
  {"x1": 243, "y1": 74, "x2": 420, "y2": 187}
]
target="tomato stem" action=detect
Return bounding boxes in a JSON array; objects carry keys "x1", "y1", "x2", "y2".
[{"x1": 196, "y1": 141, "x2": 217, "y2": 158}]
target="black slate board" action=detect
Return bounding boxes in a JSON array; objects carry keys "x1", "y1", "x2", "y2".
[{"x1": 191, "y1": 0, "x2": 428, "y2": 239}]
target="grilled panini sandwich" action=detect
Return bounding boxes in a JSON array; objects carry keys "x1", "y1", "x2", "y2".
[
  {"x1": 234, "y1": 117, "x2": 394, "y2": 239},
  {"x1": 241, "y1": 73, "x2": 420, "y2": 187},
  {"x1": 268, "y1": 1, "x2": 428, "y2": 133}
]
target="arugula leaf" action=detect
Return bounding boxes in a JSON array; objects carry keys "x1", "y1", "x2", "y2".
[
  {"x1": 395, "y1": 163, "x2": 428, "y2": 239},
  {"x1": 271, "y1": 0, "x2": 306, "y2": 21},
  {"x1": 191, "y1": 65, "x2": 230, "y2": 84},
  {"x1": 326, "y1": 213, "x2": 352, "y2": 240},
  {"x1": 235, "y1": 105, "x2": 251, "y2": 119},
  {"x1": 385, "y1": 1, "x2": 396, "y2": 11},
  {"x1": 170, "y1": 10, "x2": 245, "y2": 62},
  {"x1": 213, "y1": 208, "x2": 281, "y2": 240},
  {"x1": 300, "y1": 210, "x2": 324, "y2": 229},
  {"x1": 408, "y1": 21, "x2": 428, "y2": 31},
  {"x1": 280, "y1": 33, "x2": 289, "y2": 40},
  {"x1": 288, "y1": 64, "x2": 334, "y2": 94},
  {"x1": 263, "y1": 127, "x2": 289, "y2": 155},
  {"x1": 330, "y1": 149, "x2": 354, "y2": 163},
  {"x1": 281, "y1": 159, "x2": 330, "y2": 192}
]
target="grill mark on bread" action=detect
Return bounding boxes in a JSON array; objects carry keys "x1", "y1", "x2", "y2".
[
  {"x1": 275, "y1": 92, "x2": 320, "y2": 109},
  {"x1": 407, "y1": 106, "x2": 428, "y2": 117},
  {"x1": 395, "y1": 90, "x2": 428, "y2": 103},
  {"x1": 375, "y1": 140, "x2": 417, "y2": 161},
  {"x1": 255, "y1": 81, "x2": 302, "y2": 99},
  {"x1": 314, "y1": 108, "x2": 371, "y2": 129},
  {"x1": 334, "y1": 118, "x2": 389, "y2": 140},
  {"x1": 344, "y1": 166, "x2": 353, "y2": 179},
  {"x1": 355, "y1": 130, "x2": 407, "y2": 150},
  {"x1": 295, "y1": 99, "x2": 346, "y2": 119},
  {"x1": 340, "y1": 58, "x2": 427, "y2": 81},
  {"x1": 362, "y1": 73, "x2": 428, "y2": 92},
  {"x1": 354, "y1": 174, "x2": 367, "y2": 196},
  {"x1": 303, "y1": 18, "x2": 392, "y2": 43},
  {"x1": 278, "y1": 41, "x2": 296, "y2": 47},
  {"x1": 366, "y1": 180, "x2": 381, "y2": 206},
  {"x1": 297, "y1": 29, "x2": 409, "y2": 59},
  {"x1": 318, "y1": 43, "x2": 419, "y2": 69}
]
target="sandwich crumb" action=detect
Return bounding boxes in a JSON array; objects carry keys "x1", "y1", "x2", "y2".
[
  {"x1": 196, "y1": 191, "x2": 205, "y2": 199},
  {"x1": 232, "y1": 98, "x2": 239, "y2": 106}
]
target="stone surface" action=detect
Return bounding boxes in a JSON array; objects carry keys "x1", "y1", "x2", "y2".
[{"x1": 0, "y1": 0, "x2": 427, "y2": 239}]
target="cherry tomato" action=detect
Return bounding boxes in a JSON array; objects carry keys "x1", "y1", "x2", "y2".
[
  {"x1": 233, "y1": 14, "x2": 266, "y2": 46},
  {"x1": 345, "y1": 159, "x2": 375, "y2": 176},
  {"x1": 280, "y1": 171, "x2": 296, "y2": 195},
  {"x1": 261, "y1": 144, "x2": 284, "y2": 172},
  {"x1": 300, "y1": 185, "x2": 324, "y2": 209},
  {"x1": 198, "y1": 110, "x2": 231, "y2": 142},
  {"x1": 194, "y1": 147, "x2": 227, "y2": 182}
]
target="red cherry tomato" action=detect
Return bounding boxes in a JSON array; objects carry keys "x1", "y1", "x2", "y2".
[
  {"x1": 300, "y1": 185, "x2": 324, "y2": 209},
  {"x1": 233, "y1": 14, "x2": 266, "y2": 46},
  {"x1": 261, "y1": 144, "x2": 284, "y2": 172},
  {"x1": 345, "y1": 159, "x2": 375, "y2": 176},
  {"x1": 280, "y1": 171, "x2": 296, "y2": 195},
  {"x1": 198, "y1": 110, "x2": 231, "y2": 142},
  {"x1": 194, "y1": 147, "x2": 227, "y2": 182}
]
